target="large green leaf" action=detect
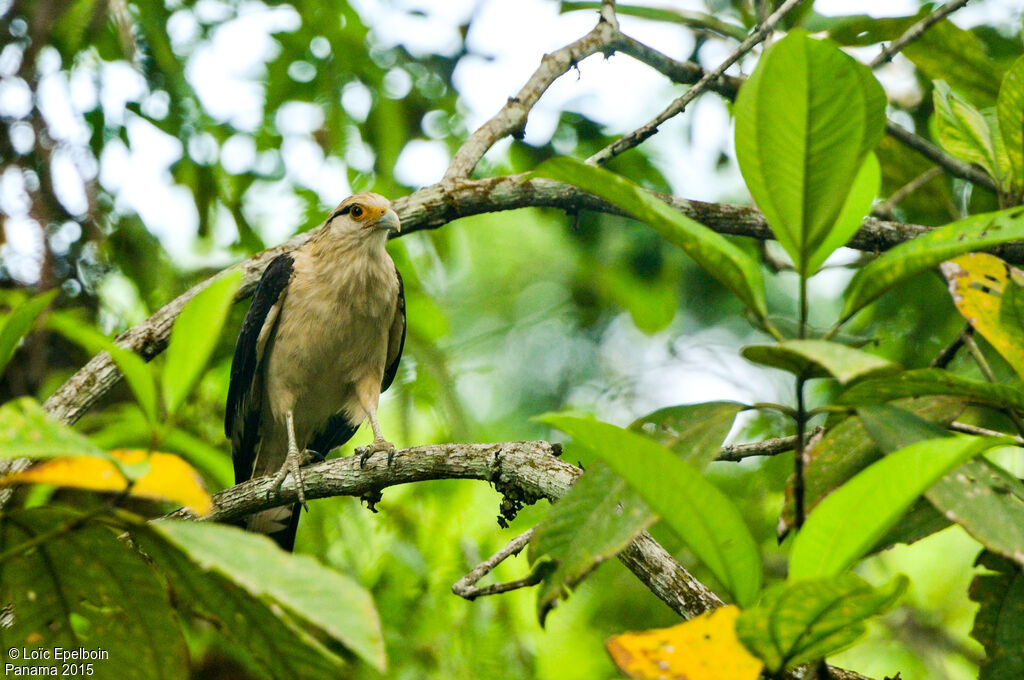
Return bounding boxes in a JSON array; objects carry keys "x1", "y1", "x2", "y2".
[
  {"x1": 998, "y1": 55, "x2": 1024, "y2": 191},
  {"x1": 841, "y1": 206, "x2": 1024, "y2": 322},
  {"x1": 933, "y1": 81, "x2": 1002, "y2": 185},
  {"x1": 538, "y1": 415, "x2": 762, "y2": 606},
  {"x1": 0, "y1": 397, "x2": 109, "y2": 460},
  {"x1": 531, "y1": 157, "x2": 768, "y2": 321},
  {"x1": 630, "y1": 401, "x2": 746, "y2": 469},
  {"x1": 903, "y1": 20, "x2": 1005, "y2": 108},
  {"x1": 742, "y1": 339, "x2": 898, "y2": 384},
  {"x1": 107, "y1": 344, "x2": 160, "y2": 427},
  {"x1": 838, "y1": 368, "x2": 1024, "y2": 412},
  {"x1": 858, "y1": 405, "x2": 1024, "y2": 570},
  {"x1": 529, "y1": 462, "x2": 654, "y2": 624},
  {"x1": 734, "y1": 30, "x2": 885, "y2": 275},
  {"x1": 133, "y1": 525, "x2": 352, "y2": 679},
  {"x1": 806, "y1": 153, "x2": 880, "y2": 274},
  {"x1": 970, "y1": 550, "x2": 1024, "y2": 680},
  {"x1": 735, "y1": 574, "x2": 906, "y2": 672},
  {"x1": 0, "y1": 290, "x2": 58, "y2": 379},
  {"x1": 151, "y1": 520, "x2": 386, "y2": 672},
  {"x1": 0, "y1": 508, "x2": 188, "y2": 680},
  {"x1": 789, "y1": 434, "x2": 1001, "y2": 580},
  {"x1": 162, "y1": 270, "x2": 243, "y2": 418}
]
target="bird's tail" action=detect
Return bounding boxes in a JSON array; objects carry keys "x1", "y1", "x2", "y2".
[{"x1": 246, "y1": 503, "x2": 301, "y2": 551}]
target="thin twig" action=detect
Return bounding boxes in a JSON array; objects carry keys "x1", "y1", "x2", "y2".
[
  {"x1": 884, "y1": 120, "x2": 999, "y2": 193},
  {"x1": 452, "y1": 528, "x2": 539, "y2": 600},
  {"x1": 930, "y1": 325, "x2": 971, "y2": 369},
  {"x1": 949, "y1": 421, "x2": 1024, "y2": 445},
  {"x1": 869, "y1": 0, "x2": 973, "y2": 68},
  {"x1": 962, "y1": 333, "x2": 1024, "y2": 439},
  {"x1": 717, "y1": 435, "x2": 797, "y2": 461},
  {"x1": 586, "y1": 0, "x2": 806, "y2": 166},
  {"x1": 872, "y1": 166, "x2": 946, "y2": 220}
]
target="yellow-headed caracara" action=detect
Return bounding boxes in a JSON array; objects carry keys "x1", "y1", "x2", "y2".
[{"x1": 226, "y1": 193, "x2": 406, "y2": 550}]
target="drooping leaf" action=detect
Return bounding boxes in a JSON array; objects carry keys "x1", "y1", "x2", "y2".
[
  {"x1": 150, "y1": 521, "x2": 386, "y2": 672},
  {"x1": 560, "y1": 2, "x2": 748, "y2": 41},
  {"x1": 162, "y1": 270, "x2": 243, "y2": 418},
  {"x1": 806, "y1": 153, "x2": 880, "y2": 273},
  {"x1": 942, "y1": 252, "x2": 1024, "y2": 378},
  {"x1": 529, "y1": 462, "x2": 654, "y2": 624},
  {"x1": 538, "y1": 414, "x2": 762, "y2": 606},
  {"x1": 801, "y1": 9, "x2": 927, "y2": 47},
  {"x1": 0, "y1": 508, "x2": 188, "y2": 680},
  {"x1": 781, "y1": 397, "x2": 963, "y2": 534},
  {"x1": 734, "y1": 30, "x2": 885, "y2": 275},
  {"x1": 858, "y1": 405, "x2": 1024, "y2": 569},
  {"x1": 735, "y1": 574, "x2": 907, "y2": 672},
  {"x1": 132, "y1": 525, "x2": 354, "y2": 679},
  {"x1": 2, "y1": 450, "x2": 213, "y2": 516},
  {"x1": 742, "y1": 340, "x2": 898, "y2": 384},
  {"x1": 107, "y1": 344, "x2": 160, "y2": 427},
  {"x1": 531, "y1": 157, "x2": 769, "y2": 321},
  {"x1": 606, "y1": 606, "x2": 763, "y2": 680},
  {"x1": 0, "y1": 397, "x2": 109, "y2": 460},
  {"x1": 0, "y1": 290, "x2": 58, "y2": 379},
  {"x1": 903, "y1": 20, "x2": 1006, "y2": 107},
  {"x1": 970, "y1": 550, "x2": 1024, "y2": 680},
  {"x1": 997, "y1": 55, "x2": 1024, "y2": 190},
  {"x1": 789, "y1": 434, "x2": 1002, "y2": 580},
  {"x1": 630, "y1": 401, "x2": 746, "y2": 469},
  {"x1": 838, "y1": 368, "x2": 1024, "y2": 412},
  {"x1": 841, "y1": 206, "x2": 1024, "y2": 322}
]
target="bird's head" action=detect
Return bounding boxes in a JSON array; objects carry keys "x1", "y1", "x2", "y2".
[{"x1": 326, "y1": 192, "x2": 401, "y2": 242}]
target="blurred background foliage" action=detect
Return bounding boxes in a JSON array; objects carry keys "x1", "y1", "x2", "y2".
[{"x1": 1, "y1": 0, "x2": 1022, "y2": 677}]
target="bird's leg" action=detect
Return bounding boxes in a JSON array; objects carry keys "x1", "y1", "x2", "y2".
[
  {"x1": 270, "y1": 410, "x2": 309, "y2": 511},
  {"x1": 354, "y1": 382, "x2": 396, "y2": 467}
]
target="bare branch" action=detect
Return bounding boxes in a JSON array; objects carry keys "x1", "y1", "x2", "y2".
[
  {"x1": 452, "y1": 528, "x2": 540, "y2": 599},
  {"x1": 884, "y1": 120, "x2": 999, "y2": 194},
  {"x1": 586, "y1": 0, "x2": 806, "y2": 166},
  {"x1": 442, "y1": 14, "x2": 618, "y2": 181},
  {"x1": 872, "y1": 166, "x2": 946, "y2": 220},
  {"x1": 717, "y1": 435, "x2": 796, "y2": 462},
  {"x1": 869, "y1": 0, "x2": 973, "y2": 68},
  {"x1": 42, "y1": 174, "x2": 1024, "y2": 425},
  {"x1": 949, "y1": 421, "x2": 1024, "y2": 445}
]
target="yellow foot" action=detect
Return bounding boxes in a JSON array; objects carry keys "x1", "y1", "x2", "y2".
[{"x1": 356, "y1": 439, "x2": 396, "y2": 467}]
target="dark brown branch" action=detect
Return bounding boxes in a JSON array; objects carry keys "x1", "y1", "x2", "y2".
[
  {"x1": 884, "y1": 120, "x2": 998, "y2": 193},
  {"x1": 869, "y1": 0, "x2": 973, "y2": 68}
]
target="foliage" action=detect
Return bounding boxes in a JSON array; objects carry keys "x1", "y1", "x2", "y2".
[{"x1": 2, "y1": 0, "x2": 1024, "y2": 679}]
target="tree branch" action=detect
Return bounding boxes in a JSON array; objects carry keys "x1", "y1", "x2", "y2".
[
  {"x1": 42, "y1": 174, "x2": 1024, "y2": 425},
  {"x1": 884, "y1": 120, "x2": 998, "y2": 193},
  {"x1": 586, "y1": 0, "x2": 806, "y2": 166},
  {"x1": 451, "y1": 528, "x2": 540, "y2": 599},
  {"x1": 869, "y1": 0, "x2": 973, "y2": 68}
]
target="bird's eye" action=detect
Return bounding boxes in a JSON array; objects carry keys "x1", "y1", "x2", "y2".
[{"x1": 350, "y1": 205, "x2": 364, "y2": 218}]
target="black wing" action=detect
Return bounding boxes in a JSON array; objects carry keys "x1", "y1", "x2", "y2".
[
  {"x1": 307, "y1": 267, "x2": 406, "y2": 456},
  {"x1": 226, "y1": 253, "x2": 294, "y2": 484}
]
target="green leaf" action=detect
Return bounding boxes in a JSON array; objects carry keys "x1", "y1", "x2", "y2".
[
  {"x1": 806, "y1": 153, "x2": 880, "y2": 274},
  {"x1": 736, "y1": 574, "x2": 906, "y2": 672},
  {"x1": 998, "y1": 55, "x2": 1024, "y2": 190},
  {"x1": 742, "y1": 339, "x2": 899, "y2": 384},
  {"x1": 529, "y1": 462, "x2": 654, "y2": 624},
  {"x1": 841, "y1": 206, "x2": 1024, "y2": 322},
  {"x1": 107, "y1": 344, "x2": 160, "y2": 427},
  {"x1": 151, "y1": 520, "x2": 386, "y2": 672},
  {"x1": 801, "y1": 9, "x2": 927, "y2": 47},
  {"x1": 630, "y1": 401, "x2": 746, "y2": 470},
  {"x1": 531, "y1": 157, "x2": 769, "y2": 321},
  {"x1": 0, "y1": 508, "x2": 188, "y2": 680},
  {"x1": 970, "y1": 550, "x2": 1024, "y2": 680},
  {"x1": 0, "y1": 290, "x2": 58, "y2": 379},
  {"x1": 789, "y1": 434, "x2": 1002, "y2": 580},
  {"x1": 858, "y1": 405, "x2": 1024, "y2": 569},
  {"x1": 734, "y1": 30, "x2": 886, "y2": 275},
  {"x1": 560, "y1": 2, "x2": 747, "y2": 41},
  {"x1": 0, "y1": 397, "x2": 109, "y2": 460},
  {"x1": 839, "y1": 368, "x2": 1024, "y2": 412},
  {"x1": 537, "y1": 414, "x2": 762, "y2": 606},
  {"x1": 162, "y1": 270, "x2": 243, "y2": 417},
  {"x1": 933, "y1": 80, "x2": 1001, "y2": 183},
  {"x1": 903, "y1": 20, "x2": 1005, "y2": 108}
]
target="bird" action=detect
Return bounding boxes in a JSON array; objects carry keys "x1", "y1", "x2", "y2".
[{"x1": 225, "y1": 192, "x2": 406, "y2": 551}]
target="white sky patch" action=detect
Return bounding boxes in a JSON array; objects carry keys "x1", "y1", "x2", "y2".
[{"x1": 395, "y1": 139, "x2": 450, "y2": 188}]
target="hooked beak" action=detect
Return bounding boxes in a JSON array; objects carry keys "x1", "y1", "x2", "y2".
[{"x1": 373, "y1": 209, "x2": 401, "y2": 234}]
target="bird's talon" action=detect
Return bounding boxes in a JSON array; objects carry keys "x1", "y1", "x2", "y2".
[{"x1": 357, "y1": 439, "x2": 395, "y2": 467}]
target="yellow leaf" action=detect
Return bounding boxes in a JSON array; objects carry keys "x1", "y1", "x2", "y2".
[
  {"x1": 943, "y1": 253, "x2": 1024, "y2": 378},
  {"x1": 605, "y1": 605, "x2": 763, "y2": 680},
  {"x1": 2, "y1": 449, "x2": 213, "y2": 516}
]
